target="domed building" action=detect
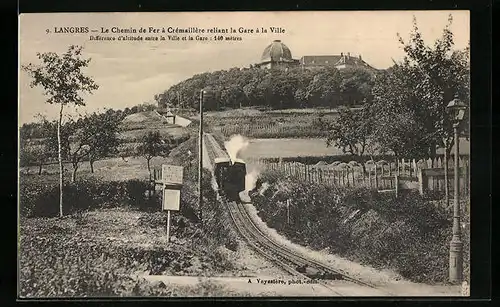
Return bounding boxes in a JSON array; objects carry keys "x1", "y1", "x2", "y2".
[
  {"x1": 252, "y1": 40, "x2": 377, "y2": 72},
  {"x1": 253, "y1": 40, "x2": 300, "y2": 69}
]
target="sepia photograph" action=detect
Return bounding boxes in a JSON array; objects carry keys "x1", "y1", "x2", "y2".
[{"x1": 18, "y1": 11, "x2": 470, "y2": 297}]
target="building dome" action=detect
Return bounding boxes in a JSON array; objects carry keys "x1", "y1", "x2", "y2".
[{"x1": 261, "y1": 40, "x2": 293, "y2": 62}]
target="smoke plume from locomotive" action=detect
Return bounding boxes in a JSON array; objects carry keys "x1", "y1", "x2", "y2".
[
  {"x1": 224, "y1": 134, "x2": 249, "y2": 164},
  {"x1": 245, "y1": 169, "x2": 259, "y2": 191}
]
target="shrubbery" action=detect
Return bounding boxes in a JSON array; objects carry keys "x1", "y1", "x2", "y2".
[
  {"x1": 251, "y1": 175, "x2": 460, "y2": 284},
  {"x1": 19, "y1": 175, "x2": 159, "y2": 217},
  {"x1": 18, "y1": 221, "x2": 244, "y2": 297}
]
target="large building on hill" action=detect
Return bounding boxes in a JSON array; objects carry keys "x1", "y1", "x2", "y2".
[
  {"x1": 299, "y1": 53, "x2": 375, "y2": 71},
  {"x1": 253, "y1": 40, "x2": 376, "y2": 71},
  {"x1": 253, "y1": 40, "x2": 300, "y2": 69}
]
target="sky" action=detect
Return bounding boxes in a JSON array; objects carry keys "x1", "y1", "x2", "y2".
[{"x1": 18, "y1": 11, "x2": 470, "y2": 125}]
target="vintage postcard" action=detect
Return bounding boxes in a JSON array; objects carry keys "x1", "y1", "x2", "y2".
[{"x1": 18, "y1": 11, "x2": 470, "y2": 298}]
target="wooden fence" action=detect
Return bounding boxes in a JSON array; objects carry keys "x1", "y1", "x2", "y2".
[{"x1": 252, "y1": 156, "x2": 470, "y2": 197}]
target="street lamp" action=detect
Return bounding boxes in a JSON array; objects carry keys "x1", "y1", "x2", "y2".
[{"x1": 446, "y1": 94, "x2": 467, "y2": 284}]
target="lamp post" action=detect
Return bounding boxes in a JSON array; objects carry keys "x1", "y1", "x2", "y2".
[{"x1": 446, "y1": 94, "x2": 467, "y2": 284}]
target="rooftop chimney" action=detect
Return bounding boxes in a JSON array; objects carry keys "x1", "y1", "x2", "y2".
[
  {"x1": 347, "y1": 52, "x2": 350, "y2": 59},
  {"x1": 340, "y1": 52, "x2": 343, "y2": 57},
  {"x1": 359, "y1": 54, "x2": 362, "y2": 60}
]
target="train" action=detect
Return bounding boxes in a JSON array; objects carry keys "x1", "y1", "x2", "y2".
[{"x1": 214, "y1": 157, "x2": 247, "y2": 202}]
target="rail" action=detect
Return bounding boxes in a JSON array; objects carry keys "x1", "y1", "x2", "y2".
[{"x1": 204, "y1": 132, "x2": 392, "y2": 296}]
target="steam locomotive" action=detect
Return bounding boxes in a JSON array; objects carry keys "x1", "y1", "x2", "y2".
[{"x1": 214, "y1": 157, "x2": 247, "y2": 202}]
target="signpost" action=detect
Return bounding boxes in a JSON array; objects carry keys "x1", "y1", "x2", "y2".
[{"x1": 161, "y1": 164, "x2": 184, "y2": 242}]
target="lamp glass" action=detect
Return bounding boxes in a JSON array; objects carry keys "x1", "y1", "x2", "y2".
[{"x1": 457, "y1": 109, "x2": 466, "y2": 121}]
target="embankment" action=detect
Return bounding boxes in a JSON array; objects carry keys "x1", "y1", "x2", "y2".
[{"x1": 249, "y1": 175, "x2": 470, "y2": 284}]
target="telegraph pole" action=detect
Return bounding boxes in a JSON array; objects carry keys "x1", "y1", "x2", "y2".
[{"x1": 198, "y1": 89, "x2": 204, "y2": 226}]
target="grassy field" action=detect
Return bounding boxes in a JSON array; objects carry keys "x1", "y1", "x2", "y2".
[
  {"x1": 204, "y1": 112, "x2": 336, "y2": 139},
  {"x1": 20, "y1": 155, "x2": 175, "y2": 182},
  {"x1": 120, "y1": 111, "x2": 191, "y2": 143},
  {"x1": 239, "y1": 138, "x2": 340, "y2": 160}
]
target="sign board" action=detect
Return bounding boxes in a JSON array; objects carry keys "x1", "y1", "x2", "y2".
[
  {"x1": 162, "y1": 164, "x2": 184, "y2": 185},
  {"x1": 163, "y1": 188, "x2": 181, "y2": 211}
]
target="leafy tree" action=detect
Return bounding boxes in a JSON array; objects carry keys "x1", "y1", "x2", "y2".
[
  {"x1": 154, "y1": 65, "x2": 374, "y2": 111},
  {"x1": 321, "y1": 106, "x2": 374, "y2": 169},
  {"x1": 136, "y1": 131, "x2": 175, "y2": 181},
  {"x1": 84, "y1": 111, "x2": 122, "y2": 173},
  {"x1": 339, "y1": 67, "x2": 376, "y2": 106},
  {"x1": 19, "y1": 141, "x2": 56, "y2": 175},
  {"x1": 65, "y1": 111, "x2": 122, "y2": 182},
  {"x1": 22, "y1": 45, "x2": 99, "y2": 217},
  {"x1": 304, "y1": 67, "x2": 342, "y2": 108},
  {"x1": 369, "y1": 68, "x2": 430, "y2": 159},
  {"x1": 372, "y1": 14, "x2": 469, "y2": 205},
  {"x1": 389, "y1": 14, "x2": 469, "y2": 157}
]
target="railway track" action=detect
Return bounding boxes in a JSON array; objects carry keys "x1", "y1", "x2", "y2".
[
  {"x1": 204, "y1": 133, "x2": 392, "y2": 296},
  {"x1": 223, "y1": 196, "x2": 394, "y2": 295}
]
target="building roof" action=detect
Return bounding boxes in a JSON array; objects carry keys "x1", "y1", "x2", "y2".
[
  {"x1": 261, "y1": 40, "x2": 294, "y2": 62},
  {"x1": 337, "y1": 54, "x2": 374, "y2": 69},
  {"x1": 300, "y1": 54, "x2": 375, "y2": 70},
  {"x1": 300, "y1": 55, "x2": 342, "y2": 66}
]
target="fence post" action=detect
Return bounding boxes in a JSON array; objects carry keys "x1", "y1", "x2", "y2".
[
  {"x1": 465, "y1": 158, "x2": 470, "y2": 195},
  {"x1": 417, "y1": 168, "x2": 424, "y2": 195},
  {"x1": 374, "y1": 164, "x2": 378, "y2": 190},
  {"x1": 368, "y1": 168, "x2": 372, "y2": 188},
  {"x1": 380, "y1": 165, "x2": 385, "y2": 189},
  {"x1": 395, "y1": 174, "x2": 399, "y2": 198}
]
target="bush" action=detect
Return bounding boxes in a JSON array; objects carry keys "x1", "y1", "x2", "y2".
[
  {"x1": 251, "y1": 176, "x2": 458, "y2": 284},
  {"x1": 18, "y1": 226, "x2": 234, "y2": 297},
  {"x1": 19, "y1": 176, "x2": 159, "y2": 217}
]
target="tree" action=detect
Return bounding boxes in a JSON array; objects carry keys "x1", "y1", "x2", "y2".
[
  {"x1": 22, "y1": 45, "x2": 99, "y2": 217},
  {"x1": 371, "y1": 14, "x2": 469, "y2": 205},
  {"x1": 321, "y1": 106, "x2": 374, "y2": 169},
  {"x1": 84, "y1": 111, "x2": 121, "y2": 173},
  {"x1": 370, "y1": 68, "x2": 430, "y2": 159},
  {"x1": 20, "y1": 116, "x2": 58, "y2": 174},
  {"x1": 20, "y1": 144, "x2": 53, "y2": 175},
  {"x1": 61, "y1": 111, "x2": 122, "y2": 182},
  {"x1": 305, "y1": 67, "x2": 342, "y2": 108},
  {"x1": 136, "y1": 131, "x2": 175, "y2": 181},
  {"x1": 339, "y1": 67, "x2": 376, "y2": 106},
  {"x1": 394, "y1": 14, "x2": 469, "y2": 157}
]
